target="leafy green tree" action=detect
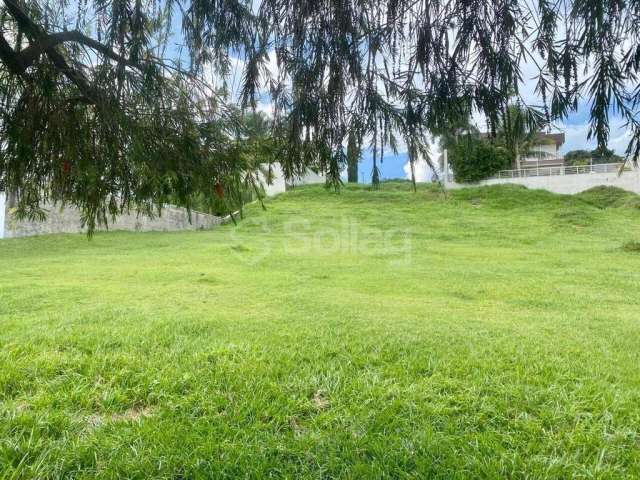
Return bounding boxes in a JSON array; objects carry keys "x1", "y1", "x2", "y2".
[
  {"x1": 448, "y1": 135, "x2": 512, "y2": 182},
  {"x1": 564, "y1": 150, "x2": 593, "y2": 166},
  {"x1": 590, "y1": 147, "x2": 623, "y2": 164},
  {"x1": 565, "y1": 147, "x2": 624, "y2": 166},
  {"x1": 1, "y1": 0, "x2": 639, "y2": 231}
]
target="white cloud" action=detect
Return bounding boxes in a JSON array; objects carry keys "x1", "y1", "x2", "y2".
[
  {"x1": 402, "y1": 135, "x2": 441, "y2": 182},
  {"x1": 255, "y1": 101, "x2": 275, "y2": 117},
  {"x1": 403, "y1": 157, "x2": 430, "y2": 182},
  {"x1": 558, "y1": 117, "x2": 630, "y2": 154}
]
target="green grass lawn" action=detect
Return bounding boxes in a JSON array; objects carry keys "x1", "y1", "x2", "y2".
[{"x1": 2, "y1": 182, "x2": 640, "y2": 479}]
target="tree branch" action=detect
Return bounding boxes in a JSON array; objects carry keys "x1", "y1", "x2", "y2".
[
  {"x1": 2, "y1": 0, "x2": 99, "y2": 101},
  {"x1": 0, "y1": 31, "x2": 27, "y2": 75},
  {"x1": 19, "y1": 30, "x2": 139, "y2": 70}
]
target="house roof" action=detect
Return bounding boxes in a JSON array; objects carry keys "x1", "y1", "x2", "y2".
[{"x1": 533, "y1": 132, "x2": 565, "y2": 147}]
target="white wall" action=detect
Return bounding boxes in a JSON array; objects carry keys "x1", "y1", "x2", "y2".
[
  {"x1": 445, "y1": 168, "x2": 640, "y2": 195},
  {"x1": 528, "y1": 143, "x2": 557, "y2": 156},
  {"x1": 0, "y1": 192, "x2": 5, "y2": 239},
  {"x1": 522, "y1": 143, "x2": 558, "y2": 162},
  {"x1": 259, "y1": 163, "x2": 287, "y2": 197},
  {"x1": 259, "y1": 163, "x2": 326, "y2": 195},
  {"x1": 290, "y1": 169, "x2": 326, "y2": 186}
]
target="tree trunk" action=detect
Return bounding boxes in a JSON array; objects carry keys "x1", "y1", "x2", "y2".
[
  {"x1": 347, "y1": 158, "x2": 358, "y2": 183},
  {"x1": 346, "y1": 130, "x2": 360, "y2": 183}
]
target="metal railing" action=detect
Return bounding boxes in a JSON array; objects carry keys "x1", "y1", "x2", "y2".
[{"x1": 492, "y1": 162, "x2": 629, "y2": 179}]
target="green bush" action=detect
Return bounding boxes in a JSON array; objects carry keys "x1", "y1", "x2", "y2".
[
  {"x1": 564, "y1": 148, "x2": 624, "y2": 166},
  {"x1": 563, "y1": 149, "x2": 592, "y2": 166},
  {"x1": 449, "y1": 135, "x2": 513, "y2": 182}
]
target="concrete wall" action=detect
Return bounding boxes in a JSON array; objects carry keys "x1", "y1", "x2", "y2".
[
  {"x1": 290, "y1": 169, "x2": 327, "y2": 186},
  {"x1": 258, "y1": 163, "x2": 326, "y2": 197},
  {"x1": 445, "y1": 167, "x2": 640, "y2": 194},
  {"x1": 258, "y1": 163, "x2": 326, "y2": 196},
  {"x1": 2, "y1": 202, "x2": 223, "y2": 239},
  {"x1": 260, "y1": 163, "x2": 287, "y2": 197}
]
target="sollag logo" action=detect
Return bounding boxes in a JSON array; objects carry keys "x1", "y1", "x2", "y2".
[{"x1": 229, "y1": 216, "x2": 412, "y2": 266}]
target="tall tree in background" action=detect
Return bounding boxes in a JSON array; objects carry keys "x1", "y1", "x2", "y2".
[
  {"x1": 1, "y1": 0, "x2": 639, "y2": 231},
  {"x1": 496, "y1": 103, "x2": 547, "y2": 170},
  {"x1": 346, "y1": 130, "x2": 360, "y2": 183}
]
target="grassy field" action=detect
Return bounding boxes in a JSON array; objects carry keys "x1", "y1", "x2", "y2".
[{"x1": 2, "y1": 182, "x2": 640, "y2": 479}]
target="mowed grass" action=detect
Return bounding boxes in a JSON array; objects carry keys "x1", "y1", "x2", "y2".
[{"x1": 2, "y1": 182, "x2": 640, "y2": 479}]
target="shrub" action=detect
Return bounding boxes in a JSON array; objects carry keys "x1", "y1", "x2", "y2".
[
  {"x1": 564, "y1": 148, "x2": 624, "y2": 166},
  {"x1": 449, "y1": 135, "x2": 513, "y2": 182},
  {"x1": 564, "y1": 149, "x2": 592, "y2": 166}
]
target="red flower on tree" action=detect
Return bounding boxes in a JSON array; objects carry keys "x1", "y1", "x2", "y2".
[{"x1": 215, "y1": 181, "x2": 224, "y2": 199}]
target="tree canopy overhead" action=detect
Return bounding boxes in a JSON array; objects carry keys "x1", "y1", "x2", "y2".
[{"x1": 1, "y1": 0, "x2": 638, "y2": 230}]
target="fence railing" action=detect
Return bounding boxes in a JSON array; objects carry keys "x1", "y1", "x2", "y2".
[{"x1": 490, "y1": 162, "x2": 628, "y2": 180}]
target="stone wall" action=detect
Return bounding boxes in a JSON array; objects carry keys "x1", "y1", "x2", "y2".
[{"x1": 2, "y1": 200, "x2": 223, "y2": 239}]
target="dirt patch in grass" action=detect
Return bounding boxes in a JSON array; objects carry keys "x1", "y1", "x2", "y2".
[
  {"x1": 312, "y1": 390, "x2": 330, "y2": 411},
  {"x1": 86, "y1": 406, "x2": 154, "y2": 430},
  {"x1": 289, "y1": 417, "x2": 305, "y2": 437},
  {"x1": 111, "y1": 405, "x2": 154, "y2": 422}
]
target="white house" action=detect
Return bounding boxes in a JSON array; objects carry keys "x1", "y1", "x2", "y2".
[
  {"x1": 478, "y1": 132, "x2": 566, "y2": 168},
  {"x1": 519, "y1": 132, "x2": 565, "y2": 168}
]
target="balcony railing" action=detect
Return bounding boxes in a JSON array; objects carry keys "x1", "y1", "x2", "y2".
[{"x1": 491, "y1": 162, "x2": 630, "y2": 179}]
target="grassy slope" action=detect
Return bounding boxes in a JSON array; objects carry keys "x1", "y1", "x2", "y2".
[{"x1": 1, "y1": 183, "x2": 640, "y2": 479}]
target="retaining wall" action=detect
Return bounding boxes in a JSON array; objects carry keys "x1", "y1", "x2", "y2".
[
  {"x1": 445, "y1": 168, "x2": 640, "y2": 194},
  {"x1": 1, "y1": 199, "x2": 222, "y2": 239}
]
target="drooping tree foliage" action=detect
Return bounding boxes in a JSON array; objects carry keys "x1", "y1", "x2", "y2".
[
  {"x1": 188, "y1": 110, "x2": 280, "y2": 218},
  {"x1": 0, "y1": 0, "x2": 638, "y2": 231},
  {"x1": 496, "y1": 103, "x2": 548, "y2": 170}
]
